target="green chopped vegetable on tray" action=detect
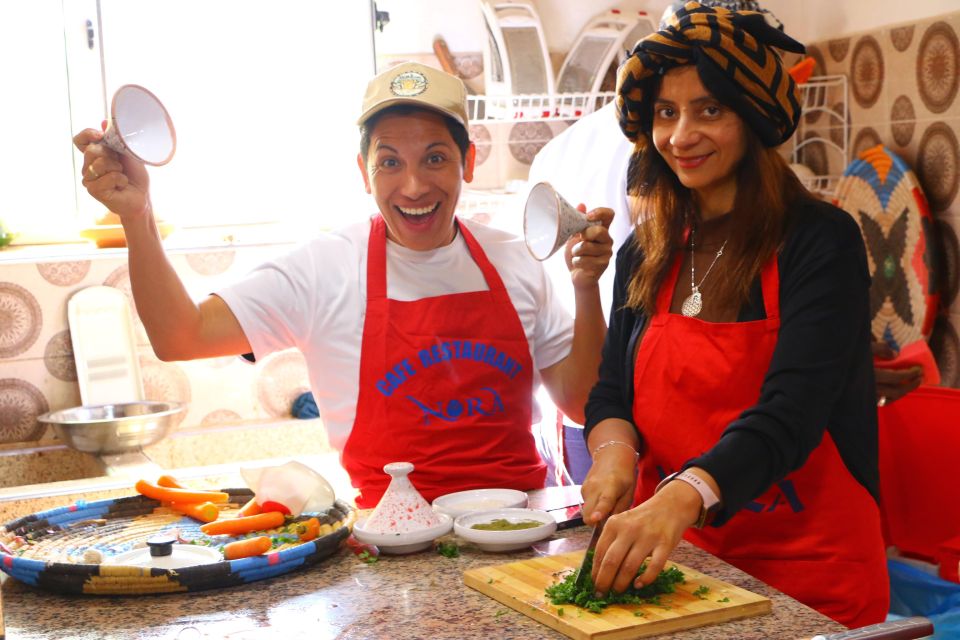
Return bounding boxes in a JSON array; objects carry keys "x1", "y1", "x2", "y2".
[
  {"x1": 544, "y1": 550, "x2": 686, "y2": 614},
  {"x1": 436, "y1": 540, "x2": 460, "y2": 558}
]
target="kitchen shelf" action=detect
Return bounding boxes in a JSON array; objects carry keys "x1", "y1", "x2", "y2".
[
  {"x1": 790, "y1": 74, "x2": 850, "y2": 197},
  {"x1": 467, "y1": 90, "x2": 616, "y2": 122},
  {"x1": 460, "y1": 74, "x2": 850, "y2": 220}
]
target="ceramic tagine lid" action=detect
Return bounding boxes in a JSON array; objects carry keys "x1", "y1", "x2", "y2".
[
  {"x1": 104, "y1": 534, "x2": 221, "y2": 569},
  {"x1": 363, "y1": 462, "x2": 441, "y2": 534}
]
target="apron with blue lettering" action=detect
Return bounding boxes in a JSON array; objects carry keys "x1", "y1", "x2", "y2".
[
  {"x1": 631, "y1": 251, "x2": 889, "y2": 628},
  {"x1": 343, "y1": 215, "x2": 545, "y2": 508}
]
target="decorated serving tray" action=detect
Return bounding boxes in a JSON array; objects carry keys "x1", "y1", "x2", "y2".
[
  {"x1": 0, "y1": 488, "x2": 354, "y2": 595},
  {"x1": 833, "y1": 144, "x2": 940, "y2": 352}
]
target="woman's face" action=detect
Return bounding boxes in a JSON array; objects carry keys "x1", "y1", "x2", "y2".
[{"x1": 651, "y1": 65, "x2": 748, "y2": 217}]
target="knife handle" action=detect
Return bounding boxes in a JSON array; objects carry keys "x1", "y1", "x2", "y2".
[{"x1": 811, "y1": 616, "x2": 933, "y2": 640}]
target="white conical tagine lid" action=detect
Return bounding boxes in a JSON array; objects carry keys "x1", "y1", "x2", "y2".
[{"x1": 363, "y1": 462, "x2": 442, "y2": 534}]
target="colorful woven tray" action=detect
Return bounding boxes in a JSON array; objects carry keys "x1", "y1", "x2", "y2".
[
  {"x1": 0, "y1": 488, "x2": 354, "y2": 595},
  {"x1": 833, "y1": 144, "x2": 940, "y2": 351}
]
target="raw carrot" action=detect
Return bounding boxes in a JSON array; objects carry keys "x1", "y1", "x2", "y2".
[
  {"x1": 135, "y1": 479, "x2": 230, "y2": 505},
  {"x1": 297, "y1": 517, "x2": 320, "y2": 542},
  {"x1": 167, "y1": 501, "x2": 220, "y2": 523},
  {"x1": 223, "y1": 535, "x2": 273, "y2": 560},
  {"x1": 237, "y1": 497, "x2": 262, "y2": 517},
  {"x1": 157, "y1": 474, "x2": 185, "y2": 489},
  {"x1": 200, "y1": 511, "x2": 286, "y2": 536}
]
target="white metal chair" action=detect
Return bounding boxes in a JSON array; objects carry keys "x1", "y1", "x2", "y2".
[
  {"x1": 555, "y1": 8, "x2": 656, "y2": 116},
  {"x1": 479, "y1": 0, "x2": 554, "y2": 118}
]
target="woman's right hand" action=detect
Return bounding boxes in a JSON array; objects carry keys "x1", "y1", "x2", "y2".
[
  {"x1": 73, "y1": 128, "x2": 151, "y2": 220},
  {"x1": 580, "y1": 445, "x2": 637, "y2": 526}
]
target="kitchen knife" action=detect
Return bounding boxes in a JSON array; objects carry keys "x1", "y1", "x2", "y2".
[
  {"x1": 573, "y1": 518, "x2": 605, "y2": 592},
  {"x1": 807, "y1": 616, "x2": 933, "y2": 640}
]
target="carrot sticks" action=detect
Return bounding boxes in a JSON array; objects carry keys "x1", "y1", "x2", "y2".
[
  {"x1": 223, "y1": 536, "x2": 273, "y2": 560},
  {"x1": 199, "y1": 511, "x2": 286, "y2": 536},
  {"x1": 135, "y1": 479, "x2": 230, "y2": 505},
  {"x1": 237, "y1": 498, "x2": 262, "y2": 517},
  {"x1": 167, "y1": 501, "x2": 220, "y2": 523}
]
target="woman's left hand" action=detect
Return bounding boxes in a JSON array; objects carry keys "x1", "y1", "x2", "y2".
[
  {"x1": 591, "y1": 480, "x2": 701, "y2": 594},
  {"x1": 565, "y1": 206, "x2": 614, "y2": 290}
]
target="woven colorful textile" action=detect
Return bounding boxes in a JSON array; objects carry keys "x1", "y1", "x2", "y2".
[
  {"x1": 616, "y1": 0, "x2": 805, "y2": 148},
  {"x1": 833, "y1": 145, "x2": 940, "y2": 354},
  {"x1": 0, "y1": 489, "x2": 354, "y2": 595}
]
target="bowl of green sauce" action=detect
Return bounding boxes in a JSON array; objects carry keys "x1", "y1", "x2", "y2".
[{"x1": 453, "y1": 508, "x2": 556, "y2": 552}]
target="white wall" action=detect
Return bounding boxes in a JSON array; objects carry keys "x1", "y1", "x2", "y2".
[
  {"x1": 777, "y1": 0, "x2": 958, "y2": 42},
  {"x1": 374, "y1": 0, "x2": 959, "y2": 58}
]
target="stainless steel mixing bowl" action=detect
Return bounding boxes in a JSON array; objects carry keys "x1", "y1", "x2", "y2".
[{"x1": 37, "y1": 401, "x2": 185, "y2": 454}]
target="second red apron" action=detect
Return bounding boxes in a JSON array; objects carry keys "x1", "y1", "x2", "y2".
[
  {"x1": 343, "y1": 216, "x2": 546, "y2": 508},
  {"x1": 632, "y1": 251, "x2": 889, "y2": 628}
]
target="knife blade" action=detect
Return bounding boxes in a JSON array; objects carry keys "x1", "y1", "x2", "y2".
[
  {"x1": 808, "y1": 616, "x2": 933, "y2": 640},
  {"x1": 573, "y1": 518, "x2": 605, "y2": 591}
]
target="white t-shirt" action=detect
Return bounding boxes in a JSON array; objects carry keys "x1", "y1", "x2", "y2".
[
  {"x1": 216, "y1": 217, "x2": 575, "y2": 450},
  {"x1": 527, "y1": 101, "x2": 637, "y2": 318}
]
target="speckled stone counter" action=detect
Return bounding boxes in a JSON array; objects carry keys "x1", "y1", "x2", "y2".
[{"x1": 2, "y1": 491, "x2": 845, "y2": 640}]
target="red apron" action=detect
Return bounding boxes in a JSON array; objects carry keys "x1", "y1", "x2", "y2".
[
  {"x1": 342, "y1": 216, "x2": 546, "y2": 508},
  {"x1": 632, "y1": 251, "x2": 889, "y2": 628}
]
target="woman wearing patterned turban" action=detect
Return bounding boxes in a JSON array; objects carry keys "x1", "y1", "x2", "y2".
[{"x1": 580, "y1": 1, "x2": 888, "y2": 628}]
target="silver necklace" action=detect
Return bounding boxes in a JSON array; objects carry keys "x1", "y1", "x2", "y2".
[{"x1": 681, "y1": 230, "x2": 728, "y2": 318}]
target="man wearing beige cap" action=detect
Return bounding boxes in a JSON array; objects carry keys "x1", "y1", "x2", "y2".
[{"x1": 73, "y1": 62, "x2": 614, "y2": 508}]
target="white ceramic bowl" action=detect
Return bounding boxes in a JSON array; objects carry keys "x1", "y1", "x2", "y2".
[
  {"x1": 353, "y1": 513, "x2": 453, "y2": 555},
  {"x1": 432, "y1": 488, "x2": 528, "y2": 519},
  {"x1": 453, "y1": 508, "x2": 557, "y2": 552}
]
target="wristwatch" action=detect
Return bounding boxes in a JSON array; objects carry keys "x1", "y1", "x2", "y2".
[{"x1": 655, "y1": 470, "x2": 720, "y2": 528}]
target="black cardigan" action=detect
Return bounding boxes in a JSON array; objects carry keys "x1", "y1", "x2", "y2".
[{"x1": 584, "y1": 198, "x2": 880, "y2": 526}]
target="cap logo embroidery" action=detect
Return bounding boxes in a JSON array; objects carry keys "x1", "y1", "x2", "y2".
[{"x1": 390, "y1": 71, "x2": 428, "y2": 97}]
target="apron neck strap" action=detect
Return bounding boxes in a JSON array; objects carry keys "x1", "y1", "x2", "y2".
[{"x1": 366, "y1": 215, "x2": 509, "y2": 301}]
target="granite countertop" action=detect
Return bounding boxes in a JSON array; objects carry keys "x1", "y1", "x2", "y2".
[{"x1": 1, "y1": 485, "x2": 844, "y2": 640}]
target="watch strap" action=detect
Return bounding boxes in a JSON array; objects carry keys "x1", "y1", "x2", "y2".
[{"x1": 655, "y1": 470, "x2": 720, "y2": 528}]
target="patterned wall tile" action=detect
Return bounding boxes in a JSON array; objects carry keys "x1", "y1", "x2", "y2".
[
  {"x1": 890, "y1": 25, "x2": 915, "y2": 53},
  {"x1": 930, "y1": 314, "x2": 960, "y2": 387},
  {"x1": 915, "y1": 20, "x2": 959, "y2": 116},
  {"x1": 935, "y1": 219, "x2": 960, "y2": 310},
  {"x1": 828, "y1": 37, "x2": 851, "y2": 64},
  {"x1": 849, "y1": 34, "x2": 887, "y2": 119},
  {"x1": 185, "y1": 250, "x2": 236, "y2": 276},
  {"x1": 138, "y1": 353, "x2": 192, "y2": 429},
  {"x1": 851, "y1": 126, "x2": 884, "y2": 160},
  {"x1": 0, "y1": 373, "x2": 48, "y2": 444},
  {"x1": 0, "y1": 281, "x2": 42, "y2": 359},
  {"x1": 508, "y1": 121, "x2": 555, "y2": 165},
  {"x1": 255, "y1": 349, "x2": 310, "y2": 419},
  {"x1": 915, "y1": 121, "x2": 960, "y2": 214},
  {"x1": 36, "y1": 261, "x2": 91, "y2": 287},
  {"x1": 470, "y1": 123, "x2": 493, "y2": 166},
  {"x1": 889, "y1": 95, "x2": 916, "y2": 148}
]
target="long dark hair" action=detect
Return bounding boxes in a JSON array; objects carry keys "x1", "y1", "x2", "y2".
[{"x1": 625, "y1": 120, "x2": 814, "y2": 313}]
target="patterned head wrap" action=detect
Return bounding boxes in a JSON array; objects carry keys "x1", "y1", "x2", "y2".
[{"x1": 616, "y1": 1, "x2": 805, "y2": 148}]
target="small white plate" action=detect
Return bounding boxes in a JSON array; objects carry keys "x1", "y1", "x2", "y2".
[
  {"x1": 353, "y1": 513, "x2": 453, "y2": 555},
  {"x1": 453, "y1": 508, "x2": 556, "y2": 552},
  {"x1": 432, "y1": 488, "x2": 528, "y2": 519}
]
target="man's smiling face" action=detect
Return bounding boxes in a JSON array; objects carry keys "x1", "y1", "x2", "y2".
[{"x1": 358, "y1": 109, "x2": 475, "y2": 251}]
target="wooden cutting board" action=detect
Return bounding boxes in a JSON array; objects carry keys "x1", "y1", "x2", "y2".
[{"x1": 463, "y1": 551, "x2": 771, "y2": 640}]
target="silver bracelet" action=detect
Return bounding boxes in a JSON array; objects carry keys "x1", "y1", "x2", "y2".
[{"x1": 591, "y1": 439, "x2": 639, "y2": 460}]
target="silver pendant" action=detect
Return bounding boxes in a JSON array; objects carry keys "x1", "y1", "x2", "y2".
[{"x1": 681, "y1": 289, "x2": 702, "y2": 317}]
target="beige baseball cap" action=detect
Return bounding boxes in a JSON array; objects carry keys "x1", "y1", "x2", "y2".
[{"x1": 357, "y1": 62, "x2": 469, "y2": 127}]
